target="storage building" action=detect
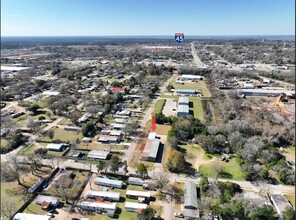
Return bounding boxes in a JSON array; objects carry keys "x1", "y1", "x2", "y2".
[
  {"x1": 87, "y1": 150, "x2": 110, "y2": 160},
  {"x1": 177, "y1": 104, "x2": 189, "y2": 117},
  {"x1": 97, "y1": 135, "x2": 120, "y2": 143},
  {"x1": 178, "y1": 97, "x2": 189, "y2": 105},
  {"x1": 46, "y1": 143, "x2": 67, "y2": 152},
  {"x1": 13, "y1": 213, "x2": 51, "y2": 220},
  {"x1": 180, "y1": 75, "x2": 202, "y2": 81},
  {"x1": 270, "y1": 194, "x2": 293, "y2": 220},
  {"x1": 141, "y1": 138, "x2": 161, "y2": 162},
  {"x1": 94, "y1": 177, "x2": 123, "y2": 188},
  {"x1": 176, "y1": 89, "x2": 198, "y2": 95},
  {"x1": 86, "y1": 190, "x2": 120, "y2": 201},
  {"x1": 184, "y1": 182, "x2": 199, "y2": 219}
]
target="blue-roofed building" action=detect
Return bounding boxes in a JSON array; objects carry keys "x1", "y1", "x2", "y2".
[{"x1": 176, "y1": 89, "x2": 198, "y2": 95}]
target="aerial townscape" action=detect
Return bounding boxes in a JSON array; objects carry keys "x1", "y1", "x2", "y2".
[{"x1": 1, "y1": 1, "x2": 295, "y2": 220}]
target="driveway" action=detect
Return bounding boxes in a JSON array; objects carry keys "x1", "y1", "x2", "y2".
[{"x1": 162, "y1": 98, "x2": 177, "y2": 117}]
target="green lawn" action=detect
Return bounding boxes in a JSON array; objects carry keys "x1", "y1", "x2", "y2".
[
  {"x1": 152, "y1": 99, "x2": 166, "y2": 115},
  {"x1": 171, "y1": 80, "x2": 212, "y2": 97},
  {"x1": 39, "y1": 127, "x2": 83, "y2": 142},
  {"x1": 0, "y1": 139, "x2": 9, "y2": 149},
  {"x1": 285, "y1": 194, "x2": 295, "y2": 207},
  {"x1": 199, "y1": 156, "x2": 245, "y2": 180},
  {"x1": 189, "y1": 97, "x2": 204, "y2": 121},
  {"x1": 282, "y1": 146, "x2": 295, "y2": 163}
]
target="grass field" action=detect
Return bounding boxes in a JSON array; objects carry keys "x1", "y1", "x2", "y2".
[
  {"x1": 0, "y1": 139, "x2": 9, "y2": 149},
  {"x1": 39, "y1": 127, "x2": 83, "y2": 142},
  {"x1": 171, "y1": 80, "x2": 212, "y2": 97},
  {"x1": 1, "y1": 166, "x2": 52, "y2": 219},
  {"x1": 152, "y1": 99, "x2": 166, "y2": 115},
  {"x1": 285, "y1": 194, "x2": 295, "y2": 207},
  {"x1": 189, "y1": 97, "x2": 204, "y2": 121},
  {"x1": 199, "y1": 156, "x2": 245, "y2": 180},
  {"x1": 282, "y1": 146, "x2": 295, "y2": 163}
]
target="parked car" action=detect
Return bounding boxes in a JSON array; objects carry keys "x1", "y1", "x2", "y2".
[{"x1": 174, "y1": 212, "x2": 184, "y2": 218}]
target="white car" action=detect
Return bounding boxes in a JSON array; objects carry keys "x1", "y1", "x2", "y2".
[{"x1": 174, "y1": 212, "x2": 184, "y2": 218}]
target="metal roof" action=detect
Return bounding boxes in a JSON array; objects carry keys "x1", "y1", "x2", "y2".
[
  {"x1": 87, "y1": 150, "x2": 110, "y2": 159},
  {"x1": 176, "y1": 89, "x2": 196, "y2": 94},
  {"x1": 184, "y1": 182, "x2": 198, "y2": 208},
  {"x1": 270, "y1": 194, "x2": 292, "y2": 214},
  {"x1": 180, "y1": 74, "x2": 202, "y2": 79},
  {"x1": 80, "y1": 201, "x2": 117, "y2": 210},
  {"x1": 125, "y1": 202, "x2": 148, "y2": 209},
  {"x1": 86, "y1": 190, "x2": 120, "y2": 199},
  {"x1": 13, "y1": 213, "x2": 51, "y2": 220},
  {"x1": 94, "y1": 177, "x2": 123, "y2": 186},
  {"x1": 148, "y1": 132, "x2": 157, "y2": 140},
  {"x1": 35, "y1": 195, "x2": 59, "y2": 206},
  {"x1": 126, "y1": 190, "x2": 151, "y2": 198},
  {"x1": 239, "y1": 88, "x2": 295, "y2": 95},
  {"x1": 179, "y1": 97, "x2": 189, "y2": 104},
  {"x1": 177, "y1": 104, "x2": 189, "y2": 113},
  {"x1": 142, "y1": 138, "x2": 160, "y2": 159},
  {"x1": 46, "y1": 143, "x2": 66, "y2": 150}
]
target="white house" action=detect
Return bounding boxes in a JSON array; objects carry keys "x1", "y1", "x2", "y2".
[
  {"x1": 128, "y1": 177, "x2": 145, "y2": 186},
  {"x1": 87, "y1": 150, "x2": 110, "y2": 160},
  {"x1": 80, "y1": 201, "x2": 117, "y2": 212},
  {"x1": 13, "y1": 213, "x2": 51, "y2": 220}
]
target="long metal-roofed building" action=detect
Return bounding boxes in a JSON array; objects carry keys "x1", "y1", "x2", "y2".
[
  {"x1": 86, "y1": 190, "x2": 121, "y2": 201},
  {"x1": 87, "y1": 150, "x2": 110, "y2": 160},
  {"x1": 177, "y1": 104, "x2": 189, "y2": 117},
  {"x1": 270, "y1": 194, "x2": 293, "y2": 220},
  {"x1": 13, "y1": 213, "x2": 52, "y2": 220},
  {"x1": 178, "y1": 97, "x2": 189, "y2": 105},
  {"x1": 238, "y1": 89, "x2": 295, "y2": 98},
  {"x1": 180, "y1": 74, "x2": 203, "y2": 81},
  {"x1": 184, "y1": 182, "x2": 199, "y2": 220},
  {"x1": 94, "y1": 177, "x2": 124, "y2": 188},
  {"x1": 176, "y1": 89, "x2": 198, "y2": 95},
  {"x1": 141, "y1": 138, "x2": 161, "y2": 162}
]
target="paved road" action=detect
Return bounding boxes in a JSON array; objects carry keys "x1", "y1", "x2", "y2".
[
  {"x1": 191, "y1": 42, "x2": 204, "y2": 67},
  {"x1": 1, "y1": 117, "x2": 65, "y2": 162}
]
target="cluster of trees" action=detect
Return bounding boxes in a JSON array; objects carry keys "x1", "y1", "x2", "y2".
[
  {"x1": 166, "y1": 115, "x2": 206, "y2": 173},
  {"x1": 96, "y1": 155, "x2": 128, "y2": 175}
]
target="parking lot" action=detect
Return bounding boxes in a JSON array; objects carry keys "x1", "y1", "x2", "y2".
[{"x1": 162, "y1": 98, "x2": 177, "y2": 117}]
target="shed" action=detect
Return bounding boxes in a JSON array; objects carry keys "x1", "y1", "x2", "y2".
[
  {"x1": 184, "y1": 182, "x2": 199, "y2": 219},
  {"x1": 35, "y1": 195, "x2": 59, "y2": 207},
  {"x1": 46, "y1": 143, "x2": 67, "y2": 152},
  {"x1": 94, "y1": 177, "x2": 123, "y2": 188},
  {"x1": 13, "y1": 213, "x2": 51, "y2": 220}
]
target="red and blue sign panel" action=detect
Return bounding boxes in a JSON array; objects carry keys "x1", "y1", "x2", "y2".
[{"x1": 175, "y1": 33, "x2": 184, "y2": 43}]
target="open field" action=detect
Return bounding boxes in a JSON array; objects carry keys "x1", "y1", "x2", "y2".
[
  {"x1": 155, "y1": 124, "x2": 171, "y2": 136},
  {"x1": 182, "y1": 144, "x2": 210, "y2": 169},
  {"x1": 1, "y1": 166, "x2": 53, "y2": 219},
  {"x1": 282, "y1": 146, "x2": 295, "y2": 163},
  {"x1": 152, "y1": 99, "x2": 166, "y2": 115},
  {"x1": 189, "y1": 97, "x2": 204, "y2": 121},
  {"x1": 171, "y1": 80, "x2": 212, "y2": 97},
  {"x1": 199, "y1": 156, "x2": 245, "y2": 181},
  {"x1": 0, "y1": 139, "x2": 9, "y2": 149},
  {"x1": 18, "y1": 143, "x2": 67, "y2": 157},
  {"x1": 285, "y1": 194, "x2": 295, "y2": 207},
  {"x1": 39, "y1": 127, "x2": 83, "y2": 142}
]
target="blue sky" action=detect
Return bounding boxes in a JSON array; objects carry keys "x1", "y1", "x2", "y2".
[{"x1": 1, "y1": 0, "x2": 295, "y2": 36}]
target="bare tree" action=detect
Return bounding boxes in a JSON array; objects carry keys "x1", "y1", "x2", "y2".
[{"x1": 1, "y1": 202, "x2": 16, "y2": 219}]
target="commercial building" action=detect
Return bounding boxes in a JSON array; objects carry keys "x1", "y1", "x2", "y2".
[
  {"x1": 125, "y1": 202, "x2": 148, "y2": 212},
  {"x1": 86, "y1": 190, "x2": 121, "y2": 202},
  {"x1": 46, "y1": 143, "x2": 67, "y2": 152},
  {"x1": 141, "y1": 138, "x2": 161, "y2": 162},
  {"x1": 13, "y1": 213, "x2": 51, "y2": 220},
  {"x1": 178, "y1": 97, "x2": 189, "y2": 105},
  {"x1": 184, "y1": 182, "x2": 199, "y2": 220},
  {"x1": 87, "y1": 150, "x2": 110, "y2": 160},
  {"x1": 94, "y1": 177, "x2": 123, "y2": 188},
  {"x1": 270, "y1": 194, "x2": 293, "y2": 220},
  {"x1": 180, "y1": 75, "x2": 203, "y2": 81},
  {"x1": 238, "y1": 89, "x2": 295, "y2": 97},
  {"x1": 176, "y1": 89, "x2": 198, "y2": 95}
]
